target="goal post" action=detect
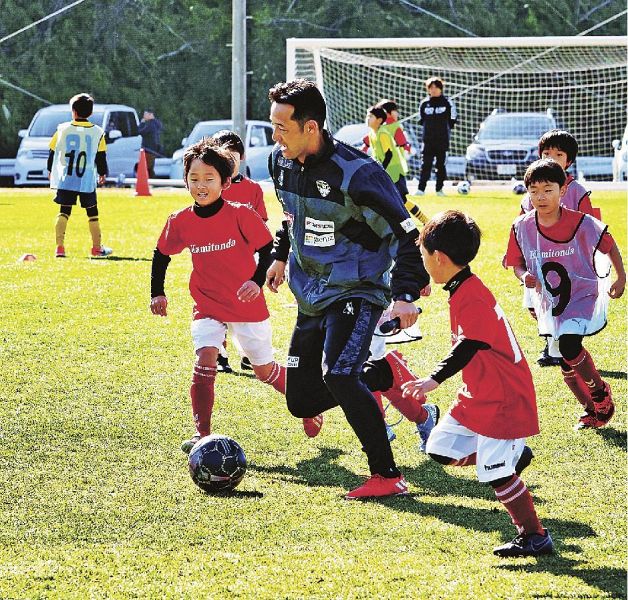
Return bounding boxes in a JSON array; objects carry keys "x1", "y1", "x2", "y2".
[{"x1": 287, "y1": 36, "x2": 627, "y2": 181}]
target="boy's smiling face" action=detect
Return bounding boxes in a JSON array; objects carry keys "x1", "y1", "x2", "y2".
[{"x1": 186, "y1": 159, "x2": 230, "y2": 206}]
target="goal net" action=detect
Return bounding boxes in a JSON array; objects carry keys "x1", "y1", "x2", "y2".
[{"x1": 287, "y1": 37, "x2": 627, "y2": 181}]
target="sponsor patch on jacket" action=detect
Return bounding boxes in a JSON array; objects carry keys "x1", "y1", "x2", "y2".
[
  {"x1": 316, "y1": 180, "x2": 331, "y2": 197},
  {"x1": 305, "y1": 217, "x2": 334, "y2": 233},
  {"x1": 400, "y1": 217, "x2": 417, "y2": 233},
  {"x1": 277, "y1": 156, "x2": 293, "y2": 168},
  {"x1": 304, "y1": 232, "x2": 335, "y2": 247},
  {"x1": 287, "y1": 355, "x2": 300, "y2": 368},
  {"x1": 304, "y1": 217, "x2": 335, "y2": 246}
]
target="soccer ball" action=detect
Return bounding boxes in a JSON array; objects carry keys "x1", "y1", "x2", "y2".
[
  {"x1": 188, "y1": 434, "x2": 247, "y2": 493},
  {"x1": 512, "y1": 182, "x2": 526, "y2": 195},
  {"x1": 457, "y1": 180, "x2": 471, "y2": 195}
]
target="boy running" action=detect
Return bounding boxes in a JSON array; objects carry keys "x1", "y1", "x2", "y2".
[
  {"x1": 403, "y1": 210, "x2": 552, "y2": 557},
  {"x1": 150, "y1": 139, "x2": 320, "y2": 452},
  {"x1": 506, "y1": 158, "x2": 625, "y2": 430}
]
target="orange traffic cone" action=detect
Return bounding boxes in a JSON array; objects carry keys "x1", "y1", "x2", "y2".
[{"x1": 135, "y1": 149, "x2": 152, "y2": 196}]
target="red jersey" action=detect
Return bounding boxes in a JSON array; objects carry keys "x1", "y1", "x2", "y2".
[
  {"x1": 157, "y1": 201, "x2": 273, "y2": 322},
  {"x1": 448, "y1": 274, "x2": 539, "y2": 439},
  {"x1": 223, "y1": 176, "x2": 267, "y2": 221}
]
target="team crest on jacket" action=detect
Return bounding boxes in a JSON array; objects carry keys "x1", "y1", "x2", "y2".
[
  {"x1": 277, "y1": 170, "x2": 284, "y2": 187},
  {"x1": 316, "y1": 180, "x2": 331, "y2": 197}
]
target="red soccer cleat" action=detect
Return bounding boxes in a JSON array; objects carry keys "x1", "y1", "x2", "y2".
[
  {"x1": 55, "y1": 245, "x2": 66, "y2": 258},
  {"x1": 345, "y1": 474, "x2": 408, "y2": 500},
  {"x1": 302, "y1": 414, "x2": 323, "y2": 438},
  {"x1": 591, "y1": 381, "x2": 614, "y2": 424}
]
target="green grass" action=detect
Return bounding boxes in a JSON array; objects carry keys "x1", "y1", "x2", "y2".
[{"x1": 0, "y1": 186, "x2": 625, "y2": 599}]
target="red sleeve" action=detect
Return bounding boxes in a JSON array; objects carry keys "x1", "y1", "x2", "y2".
[
  {"x1": 504, "y1": 226, "x2": 526, "y2": 268},
  {"x1": 252, "y1": 183, "x2": 268, "y2": 221},
  {"x1": 577, "y1": 193, "x2": 595, "y2": 216},
  {"x1": 238, "y1": 207, "x2": 273, "y2": 250},
  {"x1": 156, "y1": 214, "x2": 186, "y2": 256},
  {"x1": 394, "y1": 127, "x2": 408, "y2": 148},
  {"x1": 598, "y1": 231, "x2": 614, "y2": 254},
  {"x1": 362, "y1": 135, "x2": 370, "y2": 148}
]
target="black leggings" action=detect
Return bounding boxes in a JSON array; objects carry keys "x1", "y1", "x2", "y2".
[
  {"x1": 558, "y1": 334, "x2": 584, "y2": 364},
  {"x1": 60, "y1": 205, "x2": 99, "y2": 218}
]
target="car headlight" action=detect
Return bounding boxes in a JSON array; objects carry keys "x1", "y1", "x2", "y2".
[
  {"x1": 17, "y1": 148, "x2": 29, "y2": 158},
  {"x1": 465, "y1": 145, "x2": 485, "y2": 161}
]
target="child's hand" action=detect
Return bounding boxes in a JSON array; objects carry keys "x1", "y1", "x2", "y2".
[
  {"x1": 98, "y1": 174, "x2": 106, "y2": 186},
  {"x1": 609, "y1": 277, "x2": 626, "y2": 299},
  {"x1": 237, "y1": 280, "x2": 260, "y2": 302},
  {"x1": 401, "y1": 377, "x2": 439, "y2": 400},
  {"x1": 420, "y1": 284, "x2": 431, "y2": 297},
  {"x1": 522, "y1": 271, "x2": 540, "y2": 291},
  {"x1": 150, "y1": 295, "x2": 168, "y2": 317},
  {"x1": 266, "y1": 260, "x2": 286, "y2": 293}
]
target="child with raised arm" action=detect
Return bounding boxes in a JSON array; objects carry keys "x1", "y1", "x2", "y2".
[
  {"x1": 505, "y1": 158, "x2": 625, "y2": 430},
  {"x1": 150, "y1": 139, "x2": 320, "y2": 453},
  {"x1": 402, "y1": 210, "x2": 551, "y2": 557},
  {"x1": 211, "y1": 129, "x2": 269, "y2": 373}
]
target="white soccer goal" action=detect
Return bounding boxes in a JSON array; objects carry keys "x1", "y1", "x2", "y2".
[{"x1": 287, "y1": 36, "x2": 627, "y2": 181}]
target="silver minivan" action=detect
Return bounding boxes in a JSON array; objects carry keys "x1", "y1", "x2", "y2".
[{"x1": 14, "y1": 103, "x2": 142, "y2": 186}]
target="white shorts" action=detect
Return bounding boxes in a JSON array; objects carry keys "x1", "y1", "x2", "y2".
[
  {"x1": 425, "y1": 412, "x2": 526, "y2": 483},
  {"x1": 190, "y1": 318, "x2": 274, "y2": 366}
]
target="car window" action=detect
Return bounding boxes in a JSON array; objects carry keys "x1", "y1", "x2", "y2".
[
  {"x1": 188, "y1": 123, "x2": 228, "y2": 146},
  {"x1": 107, "y1": 111, "x2": 135, "y2": 137},
  {"x1": 29, "y1": 111, "x2": 72, "y2": 136},
  {"x1": 249, "y1": 125, "x2": 272, "y2": 147},
  {"x1": 478, "y1": 116, "x2": 554, "y2": 142}
]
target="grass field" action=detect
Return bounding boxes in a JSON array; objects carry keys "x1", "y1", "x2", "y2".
[{"x1": 0, "y1": 186, "x2": 626, "y2": 599}]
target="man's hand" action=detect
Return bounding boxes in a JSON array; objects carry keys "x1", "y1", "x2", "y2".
[
  {"x1": 389, "y1": 300, "x2": 419, "y2": 330},
  {"x1": 237, "y1": 280, "x2": 261, "y2": 302},
  {"x1": 402, "y1": 377, "x2": 439, "y2": 401},
  {"x1": 150, "y1": 295, "x2": 168, "y2": 317},
  {"x1": 266, "y1": 260, "x2": 286, "y2": 293}
]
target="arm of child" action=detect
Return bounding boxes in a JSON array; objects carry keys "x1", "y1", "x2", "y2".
[
  {"x1": 150, "y1": 247, "x2": 171, "y2": 316},
  {"x1": 608, "y1": 241, "x2": 626, "y2": 299}
]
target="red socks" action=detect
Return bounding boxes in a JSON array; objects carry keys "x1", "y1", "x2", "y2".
[
  {"x1": 561, "y1": 365, "x2": 594, "y2": 411},
  {"x1": 564, "y1": 348, "x2": 603, "y2": 393},
  {"x1": 190, "y1": 364, "x2": 216, "y2": 436},
  {"x1": 260, "y1": 361, "x2": 286, "y2": 394},
  {"x1": 493, "y1": 475, "x2": 543, "y2": 536},
  {"x1": 448, "y1": 453, "x2": 477, "y2": 467},
  {"x1": 382, "y1": 388, "x2": 428, "y2": 423}
]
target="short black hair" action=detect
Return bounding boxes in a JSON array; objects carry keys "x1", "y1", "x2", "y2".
[
  {"x1": 211, "y1": 129, "x2": 245, "y2": 158},
  {"x1": 183, "y1": 138, "x2": 234, "y2": 183},
  {"x1": 425, "y1": 77, "x2": 444, "y2": 90},
  {"x1": 268, "y1": 79, "x2": 326, "y2": 130},
  {"x1": 524, "y1": 158, "x2": 567, "y2": 188},
  {"x1": 70, "y1": 93, "x2": 94, "y2": 118},
  {"x1": 419, "y1": 210, "x2": 481, "y2": 267},
  {"x1": 538, "y1": 129, "x2": 579, "y2": 165},
  {"x1": 377, "y1": 99, "x2": 398, "y2": 113},
  {"x1": 368, "y1": 106, "x2": 387, "y2": 123}
]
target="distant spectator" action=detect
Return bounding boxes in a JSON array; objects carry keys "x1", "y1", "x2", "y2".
[
  {"x1": 417, "y1": 77, "x2": 457, "y2": 196},
  {"x1": 138, "y1": 108, "x2": 163, "y2": 178}
]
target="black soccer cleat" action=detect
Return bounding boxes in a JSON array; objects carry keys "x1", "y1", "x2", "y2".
[
  {"x1": 536, "y1": 345, "x2": 562, "y2": 367},
  {"x1": 216, "y1": 355, "x2": 233, "y2": 374},
  {"x1": 240, "y1": 356, "x2": 254, "y2": 371},
  {"x1": 493, "y1": 528, "x2": 554, "y2": 557},
  {"x1": 515, "y1": 446, "x2": 534, "y2": 475}
]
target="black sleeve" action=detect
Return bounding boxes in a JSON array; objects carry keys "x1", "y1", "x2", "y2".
[
  {"x1": 430, "y1": 338, "x2": 490, "y2": 384},
  {"x1": 47, "y1": 150, "x2": 54, "y2": 173},
  {"x1": 151, "y1": 247, "x2": 171, "y2": 298},
  {"x1": 95, "y1": 150, "x2": 108, "y2": 176},
  {"x1": 270, "y1": 220, "x2": 290, "y2": 262},
  {"x1": 251, "y1": 240, "x2": 273, "y2": 287},
  {"x1": 381, "y1": 148, "x2": 393, "y2": 171}
]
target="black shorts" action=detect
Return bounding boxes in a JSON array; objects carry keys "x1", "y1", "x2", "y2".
[{"x1": 54, "y1": 188, "x2": 97, "y2": 208}]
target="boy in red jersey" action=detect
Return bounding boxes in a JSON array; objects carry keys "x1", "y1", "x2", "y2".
[
  {"x1": 506, "y1": 159, "x2": 625, "y2": 430},
  {"x1": 402, "y1": 210, "x2": 552, "y2": 557},
  {"x1": 211, "y1": 130, "x2": 269, "y2": 373},
  {"x1": 150, "y1": 139, "x2": 321, "y2": 452}
]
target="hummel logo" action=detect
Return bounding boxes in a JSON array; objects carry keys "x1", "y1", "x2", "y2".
[{"x1": 484, "y1": 461, "x2": 506, "y2": 471}]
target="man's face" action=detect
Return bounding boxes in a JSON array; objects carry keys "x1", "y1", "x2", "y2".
[
  {"x1": 270, "y1": 102, "x2": 311, "y2": 162},
  {"x1": 143, "y1": 111, "x2": 154, "y2": 120},
  {"x1": 186, "y1": 159, "x2": 230, "y2": 206},
  {"x1": 527, "y1": 180, "x2": 565, "y2": 219},
  {"x1": 427, "y1": 84, "x2": 442, "y2": 98}
]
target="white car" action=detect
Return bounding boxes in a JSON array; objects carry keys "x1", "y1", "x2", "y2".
[
  {"x1": 14, "y1": 104, "x2": 142, "y2": 186},
  {"x1": 169, "y1": 120, "x2": 274, "y2": 181},
  {"x1": 611, "y1": 124, "x2": 628, "y2": 182}
]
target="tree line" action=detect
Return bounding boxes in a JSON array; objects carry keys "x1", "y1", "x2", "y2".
[{"x1": 0, "y1": 0, "x2": 625, "y2": 157}]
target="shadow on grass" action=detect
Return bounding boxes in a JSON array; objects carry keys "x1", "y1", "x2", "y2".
[
  {"x1": 196, "y1": 488, "x2": 264, "y2": 499},
  {"x1": 598, "y1": 369, "x2": 627, "y2": 380},
  {"x1": 94, "y1": 256, "x2": 151, "y2": 262},
  {"x1": 596, "y1": 426, "x2": 627, "y2": 451}
]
